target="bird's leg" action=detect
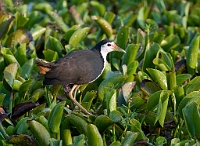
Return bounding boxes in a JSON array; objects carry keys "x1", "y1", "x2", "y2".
[
  {"x1": 73, "y1": 85, "x2": 80, "y2": 99},
  {"x1": 66, "y1": 85, "x2": 92, "y2": 116}
]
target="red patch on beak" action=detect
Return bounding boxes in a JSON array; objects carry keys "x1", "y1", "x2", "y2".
[{"x1": 114, "y1": 44, "x2": 119, "y2": 49}]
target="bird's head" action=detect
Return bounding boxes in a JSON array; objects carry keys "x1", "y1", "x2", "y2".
[{"x1": 96, "y1": 39, "x2": 126, "y2": 57}]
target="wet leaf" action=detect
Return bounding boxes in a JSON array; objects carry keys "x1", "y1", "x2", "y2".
[
  {"x1": 92, "y1": 15, "x2": 112, "y2": 38},
  {"x1": 69, "y1": 27, "x2": 90, "y2": 47},
  {"x1": 147, "y1": 68, "x2": 167, "y2": 90},
  {"x1": 116, "y1": 26, "x2": 129, "y2": 49}
]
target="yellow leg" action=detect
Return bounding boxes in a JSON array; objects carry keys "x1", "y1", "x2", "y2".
[{"x1": 67, "y1": 85, "x2": 92, "y2": 116}]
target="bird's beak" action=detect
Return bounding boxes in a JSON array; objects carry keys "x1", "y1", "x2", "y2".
[{"x1": 114, "y1": 44, "x2": 126, "y2": 53}]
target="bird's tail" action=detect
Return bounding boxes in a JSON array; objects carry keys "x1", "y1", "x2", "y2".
[{"x1": 35, "y1": 58, "x2": 51, "y2": 75}]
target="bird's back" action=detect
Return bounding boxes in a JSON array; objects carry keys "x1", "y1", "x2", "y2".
[{"x1": 43, "y1": 49, "x2": 104, "y2": 85}]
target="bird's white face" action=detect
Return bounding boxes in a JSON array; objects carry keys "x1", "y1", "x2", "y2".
[
  {"x1": 100, "y1": 42, "x2": 117, "y2": 54},
  {"x1": 100, "y1": 42, "x2": 125, "y2": 59}
]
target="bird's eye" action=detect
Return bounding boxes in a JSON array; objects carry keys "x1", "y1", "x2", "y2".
[{"x1": 107, "y1": 43, "x2": 111, "y2": 46}]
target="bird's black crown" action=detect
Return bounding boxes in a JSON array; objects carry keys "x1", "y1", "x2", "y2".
[{"x1": 92, "y1": 39, "x2": 112, "y2": 50}]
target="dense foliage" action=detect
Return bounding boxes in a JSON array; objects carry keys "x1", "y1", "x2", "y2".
[{"x1": 0, "y1": 0, "x2": 200, "y2": 145}]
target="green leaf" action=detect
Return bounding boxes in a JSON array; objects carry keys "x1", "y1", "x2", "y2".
[
  {"x1": 121, "y1": 131, "x2": 138, "y2": 146},
  {"x1": 46, "y1": 36, "x2": 64, "y2": 57},
  {"x1": 25, "y1": 11, "x2": 43, "y2": 30},
  {"x1": 3, "y1": 54, "x2": 19, "y2": 65},
  {"x1": 60, "y1": 117, "x2": 72, "y2": 146},
  {"x1": 0, "y1": 12, "x2": 14, "y2": 39},
  {"x1": 19, "y1": 79, "x2": 34, "y2": 97},
  {"x1": 109, "y1": 110, "x2": 122, "y2": 123},
  {"x1": 5, "y1": 29, "x2": 33, "y2": 48},
  {"x1": 90, "y1": 1, "x2": 105, "y2": 16},
  {"x1": 7, "y1": 134, "x2": 37, "y2": 146},
  {"x1": 12, "y1": 12, "x2": 29, "y2": 29},
  {"x1": 73, "y1": 134, "x2": 85, "y2": 146},
  {"x1": 147, "y1": 68, "x2": 167, "y2": 90},
  {"x1": 31, "y1": 26, "x2": 46, "y2": 41},
  {"x1": 20, "y1": 59, "x2": 34, "y2": 79},
  {"x1": 69, "y1": 27, "x2": 90, "y2": 47},
  {"x1": 176, "y1": 74, "x2": 192, "y2": 86},
  {"x1": 66, "y1": 114, "x2": 87, "y2": 135},
  {"x1": 48, "y1": 102, "x2": 65, "y2": 133},
  {"x1": 147, "y1": 90, "x2": 170, "y2": 126},
  {"x1": 178, "y1": 91, "x2": 200, "y2": 118},
  {"x1": 183, "y1": 102, "x2": 200, "y2": 140},
  {"x1": 107, "y1": 90, "x2": 117, "y2": 113},
  {"x1": 116, "y1": 26, "x2": 129, "y2": 49},
  {"x1": 110, "y1": 141, "x2": 121, "y2": 146},
  {"x1": 82, "y1": 91, "x2": 96, "y2": 110},
  {"x1": 166, "y1": 71, "x2": 176, "y2": 90},
  {"x1": 98, "y1": 74, "x2": 127, "y2": 101},
  {"x1": 161, "y1": 34, "x2": 180, "y2": 52},
  {"x1": 130, "y1": 119, "x2": 147, "y2": 140},
  {"x1": 15, "y1": 44, "x2": 27, "y2": 66},
  {"x1": 62, "y1": 25, "x2": 80, "y2": 43},
  {"x1": 143, "y1": 43, "x2": 161, "y2": 73},
  {"x1": 122, "y1": 44, "x2": 140, "y2": 66},
  {"x1": 0, "y1": 94, "x2": 6, "y2": 106},
  {"x1": 87, "y1": 124, "x2": 103, "y2": 146},
  {"x1": 137, "y1": 6, "x2": 150, "y2": 29},
  {"x1": 3, "y1": 63, "x2": 18, "y2": 88},
  {"x1": 140, "y1": 79, "x2": 162, "y2": 96},
  {"x1": 13, "y1": 80, "x2": 22, "y2": 91},
  {"x1": 92, "y1": 15, "x2": 112, "y2": 38},
  {"x1": 156, "y1": 136, "x2": 166, "y2": 146},
  {"x1": 43, "y1": 49, "x2": 58, "y2": 62},
  {"x1": 95, "y1": 115, "x2": 114, "y2": 131},
  {"x1": 27, "y1": 120, "x2": 50, "y2": 146},
  {"x1": 184, "y1": 76, "x2": 200, "y2": 94},
  {"x1": 30, "y1": 89, "x2": 45, "y2": 103},
  {"x1": 186, "y1": 36, "x2": 199, "y2": 75},
  {"x1": 0, "y1": 56, "x2": 5, "y2": 79}
]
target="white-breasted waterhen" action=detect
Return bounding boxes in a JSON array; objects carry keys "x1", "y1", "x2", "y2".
[{"x1": 36, "y1": 39, "x2": 125, "y2": 115}]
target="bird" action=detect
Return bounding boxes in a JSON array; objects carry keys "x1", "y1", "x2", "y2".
[{"x1": 36, "y1": 39, "x2": 125, "y2": 115}]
